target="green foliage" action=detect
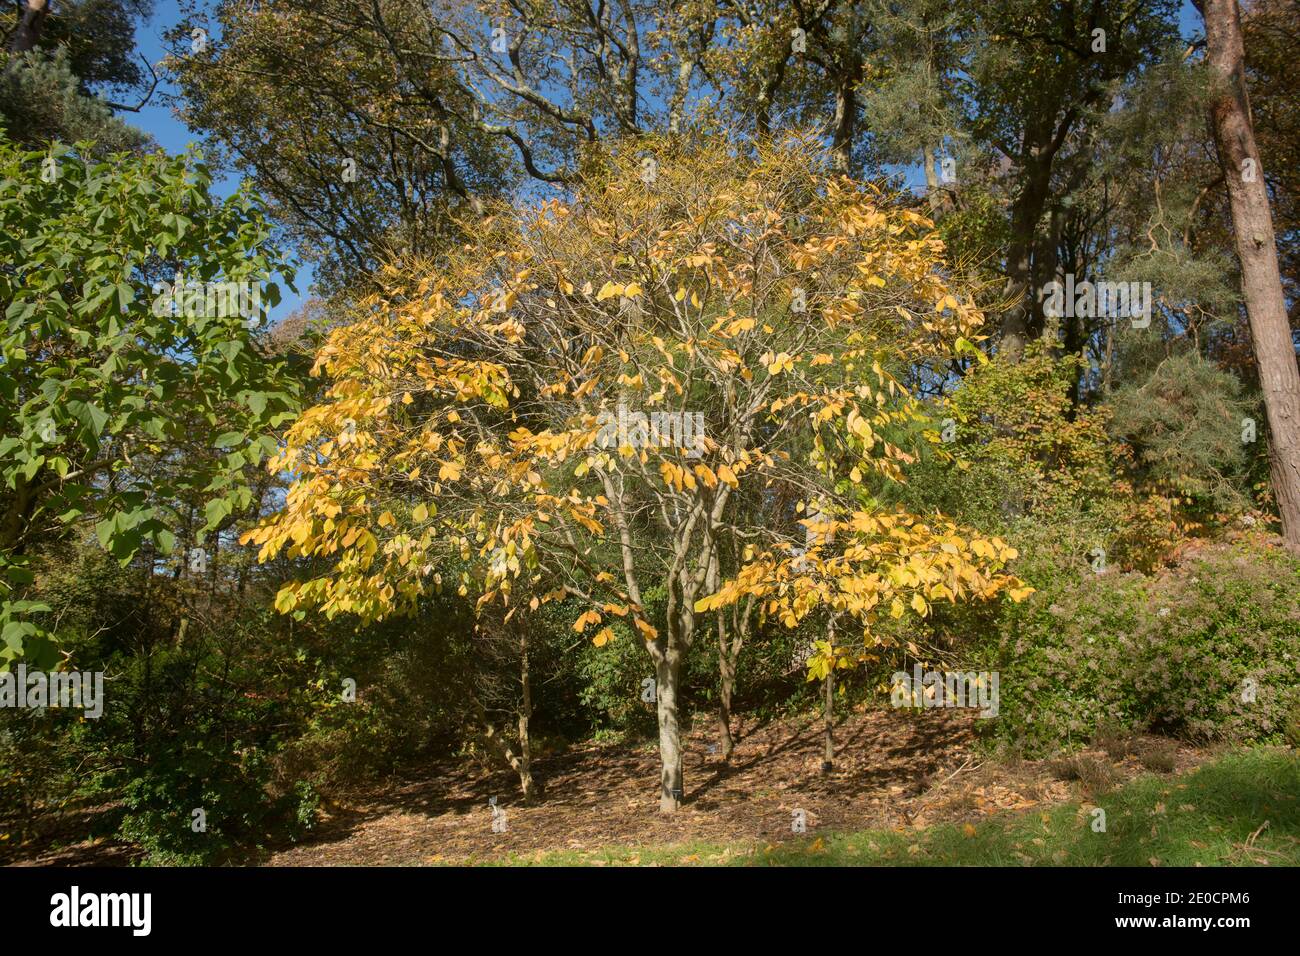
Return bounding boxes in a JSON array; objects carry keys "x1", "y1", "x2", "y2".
[
  {"x1": 576, "y1": 585, "x2": 681, "y2": 739},
  {"x1": 577, "y1": 627, "x2": 661, "y2": 740},
  {"x1": 0, "y1": 49, "x2": 147, "y2": 153},
  {"x1": 986, "y1": 538, "x2": 1300, "y2": 755},
  {"x1": 963, "y1": 0, "x2": 1181, "y2": 160},
  {"x1": 0, "y1": 1, "x2": 156, "y2": 153},
  {"x1": 166, "y1": 0, "x2": 516, "y2": 297},
  {"x1": 115, "y1": 728, "x2": 301, "y2": 867},
  {"x1": 0, "y1": 136, "x2": 300, "y2": 662},
  {"x1": 0, "y1": 542, "x2": 326, "y2": 865},
  {"x1": 855, "y1": 0, "x2": 966, "y2": 167},
  {"x1": 907, "y1": 343, "x2": 1115, "y2": 524},
  {"x1": 934, "y1": 185, "x2": 1011, "y2": 279},
  {"x1": 1108, "y1": 353, "x2": 1254, "y2": 512},
  {"x1": 4, "y1": 0, "x2": 156, "y2": 94}
]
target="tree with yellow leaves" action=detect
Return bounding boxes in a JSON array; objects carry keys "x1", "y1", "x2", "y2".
[{"x1": 243, "y1": 129, "x2": 1028, "y2": 812}]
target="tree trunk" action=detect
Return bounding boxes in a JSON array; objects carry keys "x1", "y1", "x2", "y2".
[
  {"x1": 1199, "y1": 0, "x2": 1300, "y2": 555},
  {"x1": 821, "y1": 616, "x2": 836, "y2": 772},
  {"x1": 715, "y1": 599, "x2": 751, "y2": 763},
  {"x1": 999, "y1": 157, "x2": 1053, "y2": 362},
  {"x1": 472, "y1": 694, "x2": 536, "y2": 803},
  {"x1": 716, "y1": 620, "x2": 736, "y2": 762},
  {"x1": 0, "y1": 475, "x2": 33, "y2": 554},
  {"x1": 9, "y1": 0, "x2": 48, "y2": 53},
  {"x1": 655, "y1": 650, "x2": 684, "y2": 811},
  {"x1": 830, "y1": 77, "x2": 855, "y2": 175},
  {"x1": 923, "y1": 146, "x2": 956, "y2": 218},
  {"x1": 822, "y1": 666, "x2": 835, "y2": 772},
  {"x1": 516, "y1": 629, "x2": 537, "y2": 803}
]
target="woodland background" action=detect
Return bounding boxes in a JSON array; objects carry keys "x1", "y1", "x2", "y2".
[{"x1": 1, "y1": 0, "x2": 1297, "y2": 865}]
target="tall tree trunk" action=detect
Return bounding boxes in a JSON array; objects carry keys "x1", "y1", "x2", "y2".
[
  {"x1": 922, "y1": 147, "x2": 941, "y2": 214},
  {"x1": 9, "y1": 0, "x2": 49, "y2": 53},
  {"x1": 1199, "y1": 0, "x2": 1300, "y2": 555},
  {"x1": 923, "y1": 146, "x2": 956, "y2": 218},
  {"x1": 999, "y1": 157, "x2": 1053, "y2": 362},
  {"x1": 0, "y1": 476, "x2": 34, "y2": 553},
  {"x1": 830, "y1": 77, "x2": 856, "y2": 175}
]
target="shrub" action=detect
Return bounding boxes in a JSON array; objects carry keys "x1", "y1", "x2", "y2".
[
  {"x1": 116, "y1": 731, "x2": 308, "y2": 866},
  {"x1": 922, "y1": 343, "x2": 1116, "y2": 525},
  {"x1": 985, "y1": 536, "x2": 1300, "y2": 754},
  {"x1": 576, "y1": 626, "x2": 661, "y2": 740},
  {"x1": 1108, "y1": 352, "x2": 1254, "y2": 515}
]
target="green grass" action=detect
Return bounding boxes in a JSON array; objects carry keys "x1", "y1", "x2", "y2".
[{"x1": 491, "y1": 747, "x2": 1300, "y2": 866}]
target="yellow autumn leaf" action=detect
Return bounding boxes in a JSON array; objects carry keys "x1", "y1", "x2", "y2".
[
  {"x1": 596, "y1": 281, "x2": 623, "y2": 301},
  {"x1": 765, "y1": 352, "x2": 795, "y2": 375}
]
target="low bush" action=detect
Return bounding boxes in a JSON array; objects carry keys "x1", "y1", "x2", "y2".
[{"x1": 985, "y1": 535, "x2": 1300, "y2": 754}]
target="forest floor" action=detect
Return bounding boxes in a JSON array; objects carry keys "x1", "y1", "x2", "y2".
[
  {"x1": 258, "y1": 707, "x2": 1221, "y2": 866},
  {"x1": 14, "y1": 705, "x2": 1279, "y2": 867},
  {"x1": 484, "y1": 746, "x2": 1300, "y2": 867}
]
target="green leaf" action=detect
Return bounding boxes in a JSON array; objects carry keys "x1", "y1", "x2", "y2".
[
  {"x1": 95, "y1": 515, "x2": 117, "y2": 549},
  {"x1": 205, "y1": 497, "x2": 233, "y2": 529},
  {"x1": 68, "y1": 399, "x2": 110, "y2": 438}
]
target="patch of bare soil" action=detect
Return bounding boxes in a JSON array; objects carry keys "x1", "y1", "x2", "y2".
[{"x1": 256, "y1": 709, "x2": 1208, "y2": 866}]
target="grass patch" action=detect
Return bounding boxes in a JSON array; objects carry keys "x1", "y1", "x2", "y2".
[{"x1": 490, "y1": 747, "x2": 1299, "y2": 866}]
